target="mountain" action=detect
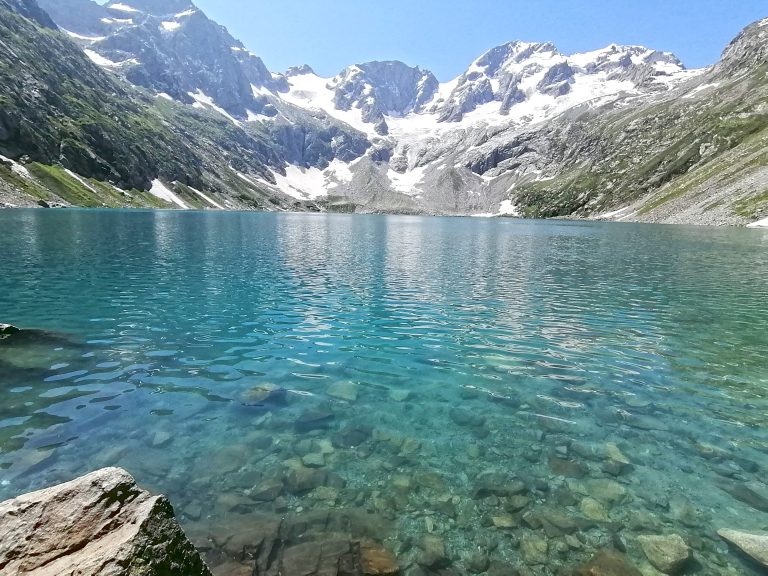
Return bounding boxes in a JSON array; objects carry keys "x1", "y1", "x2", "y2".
[{"x1": 0, "y1": 0, "x2": 766, "y2": 226}]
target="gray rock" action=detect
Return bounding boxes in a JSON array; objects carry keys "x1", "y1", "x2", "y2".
[
  {"x1": 0, "y1": 467, "x2": 212, "y2": 575},
  {"x1": 295, "y1": 408, "x2": 335, "y2": 432},
  {"x1": 718, "y1": 529, "x2": 768, "y2": 568},
  {"x1": 332, "y1": 61, "x2": 439, "y2": 124},
  {"x1": 717, "y1": 480, "x2": 768, "y2": 512}
]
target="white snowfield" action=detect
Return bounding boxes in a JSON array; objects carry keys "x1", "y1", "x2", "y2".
[
  {"x1": 83, "y1": 49, "x2": 137, "y2": 67},
  {"x1": 149, "y1": 180, "x2": 189, "y2": 209}
]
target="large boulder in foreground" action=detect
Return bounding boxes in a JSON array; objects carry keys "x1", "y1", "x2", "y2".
[{"x1": 0, "y1": 467, "x2": 212, "y2": 576}]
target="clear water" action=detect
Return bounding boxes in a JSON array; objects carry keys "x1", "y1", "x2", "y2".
[{"x1": 1, "y1": 209, "x2": 768, "y2": 575}]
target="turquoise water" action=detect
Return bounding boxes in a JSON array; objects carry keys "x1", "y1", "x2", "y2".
[{"x1": 1, "y1": 209, "x2": 768, "y2": 574}]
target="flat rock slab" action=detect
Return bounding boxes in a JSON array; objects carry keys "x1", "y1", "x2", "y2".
[
  {"x1": 0, "y1": 467, "x2": 212, "y2": 576},
  {"x1": 718, "y1": 529, "x2": 768, "y2": 567}
]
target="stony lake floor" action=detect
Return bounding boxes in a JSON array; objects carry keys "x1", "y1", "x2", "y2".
[{"x1": 2, "y1": 328, "x2": 767, "y2": 576}]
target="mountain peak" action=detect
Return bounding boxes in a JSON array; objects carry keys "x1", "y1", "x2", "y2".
[
  {"x1": 717, "y1": 17, "x2": 768, "y2": 75},
  {"x1": 286, "y1": 64, "x2": 316, "y2": 77}
]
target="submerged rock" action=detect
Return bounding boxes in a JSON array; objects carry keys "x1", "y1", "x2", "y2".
[
  {"x1": 327, "y1": 381, "x2": 360, "y2": 402},
  {"x1": 473, "y1": 471, "x2": 526, "y2": 499},
  {"x1": 717, "y1": 480, "x2": 768, "y2": 512},
  {"x1": 549, "y1": 456, "x2": 588, "y2": 478},
  {"x1": 295, "y1": 408, "x2": 335, "y2": 432},
  {"x1": 241, "y1": 383, "x2": 288, "y2": 406},
  {"x1": 0, "y1": 467, "x2": 212, "y2": 575},
  {"x1": 520, "y1": 534, "x2": 548, "y2": 565},
  {"x1": 361, "y1": 541, "x2": 400, "y2": 575},
  {"x1": 574, "y1": 549, "x2": 642, "y2": 576},
  {"x1": 580, "y1": 497, "x2": 610, "y2": 522},
  {"x1": 718, "y1": 529, "x2": 768, "y2": 568},
  {"x1": 637, "y1": 534, "x2": 691, "y2": 574},
  {"x1": 253, "y1": 538, "x2": 400, "y2": 576}
]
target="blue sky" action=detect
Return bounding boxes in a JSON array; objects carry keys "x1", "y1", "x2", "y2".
[{"x1": 195, "y1": 0, "x2": 767, "y2": 80}]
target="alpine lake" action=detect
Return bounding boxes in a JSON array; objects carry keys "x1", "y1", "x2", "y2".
[{"x1": 1, "y1": 209, "x2": 768, "y2": 576}]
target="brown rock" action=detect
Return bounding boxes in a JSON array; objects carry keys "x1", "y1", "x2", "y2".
[
  {"x1": 548, "y1": 456, "x2": 588, "y2": 479},
  {"x1": 0, "y1": 467, "x2": 212, "y2": 575},
  {"x1": 574, "y1": 549, "x2": 642, "y2": 576},
  {"x1": 361, "y1": 542, "x2": 400, "y2": 575},
  {"x1": 418, "y1": 535, "x2": 448, "y2": 568},
  {"x1": 637, "y1": 534, "x2": 691, "y2": 574},
  {"x1": 520, "y1": 534, "x2": 548, "y2": 565},
  {"x1": 241, "y1": 383, "x2": 287, "y2": 405}
]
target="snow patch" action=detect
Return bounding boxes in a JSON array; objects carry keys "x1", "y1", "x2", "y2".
[
  {"x1": 84, "y1": 49, "x2": 137, "y2": 67},
  {"x1": 62, "y1": 29, "x2": 106, "y2": 42},
  {"x1": 0, "y1": 154, "x2": 31, "y2": 179},
  {"x1": 185, "y1": 185, "x2": 225, "y2": 209},
  {"x1": 251, "y1": 84, "x2": 272, "y2": 97},
  {"x1": 149, "y1": 179, "x2": 189, "y2": 209},
  {"x1": 64, "y1": 169, "x2": 99, "y2": 194},
  {"x1": 108, "y1": 3, "x2": 140, "y2": 12},
  {"x1": 683, "y1": 83, "x2": 720, "y2": 99},
  {"x1": 175, "y1": 8, "x2": 197, "y2": 17},
  {"x1": 161, "y1": 21, "x2": 181, "y2": 32},
  {"x1": 388, "y1": 166, "x2": 426, "y2": 195},
  {"x1": 84, "y1": 49, "x2": 120, "y2": 67},
  {"x1": 188, "y1": 90, "x2": 241, "y2": 126},
  {"x1": 747, "y1": 215, "x2": 768, "y2": 228},
  {"x1": 268, "y1": 160, "x2": 354, "y2": 200},
  {"x1": 497, "y1": 199, "x2": 519, "y2": 216},
  {"x1": 473, "y1": 200, "x2": 520, "y2": 218},
  {"x1": 101, "y1": 17, "x2": 133, "y2": 25},
  {"x1": 156, "y1": 92, "x2": 174, "y2": 101},
  {"x1": 283, "y1": 72, "x2": 375, "y2": 136},
  {"x1": 597, "y1": 206, "x2": 632, "y2": 219}
]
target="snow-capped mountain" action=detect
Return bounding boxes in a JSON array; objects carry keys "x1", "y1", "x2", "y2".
[
  {"x1": 3, "y1": 0, "x2": 768, "y2": 225},
  {"x1": 38, "y1": 0, "x2": 697, "y2": 209},
  {"x1": 258, "y1": 38, "x2": 693, "y2": 210}
]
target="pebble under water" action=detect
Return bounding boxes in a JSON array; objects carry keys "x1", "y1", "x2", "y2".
[{"x1": 1, "y1": 209, "x2": 768, "y2": 575}]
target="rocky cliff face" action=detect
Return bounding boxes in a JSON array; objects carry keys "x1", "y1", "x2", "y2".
[
  {"x1": 1, "y1": 0, "x2": 767, "y2": 226},
  {"x1": 0, "y1": 467, "x2": 212, "y2": 575},
  {"x1": 330, "y1": 61, "x2": 439, "y2": 131}
]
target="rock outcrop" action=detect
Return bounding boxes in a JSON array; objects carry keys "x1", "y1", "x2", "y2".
[
  {"x1": 0, "y1": 323, "x2": 19, "y2": 335},
  {"x1": 0, "y1": 467, "x2": 212, "y2": 576}
]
